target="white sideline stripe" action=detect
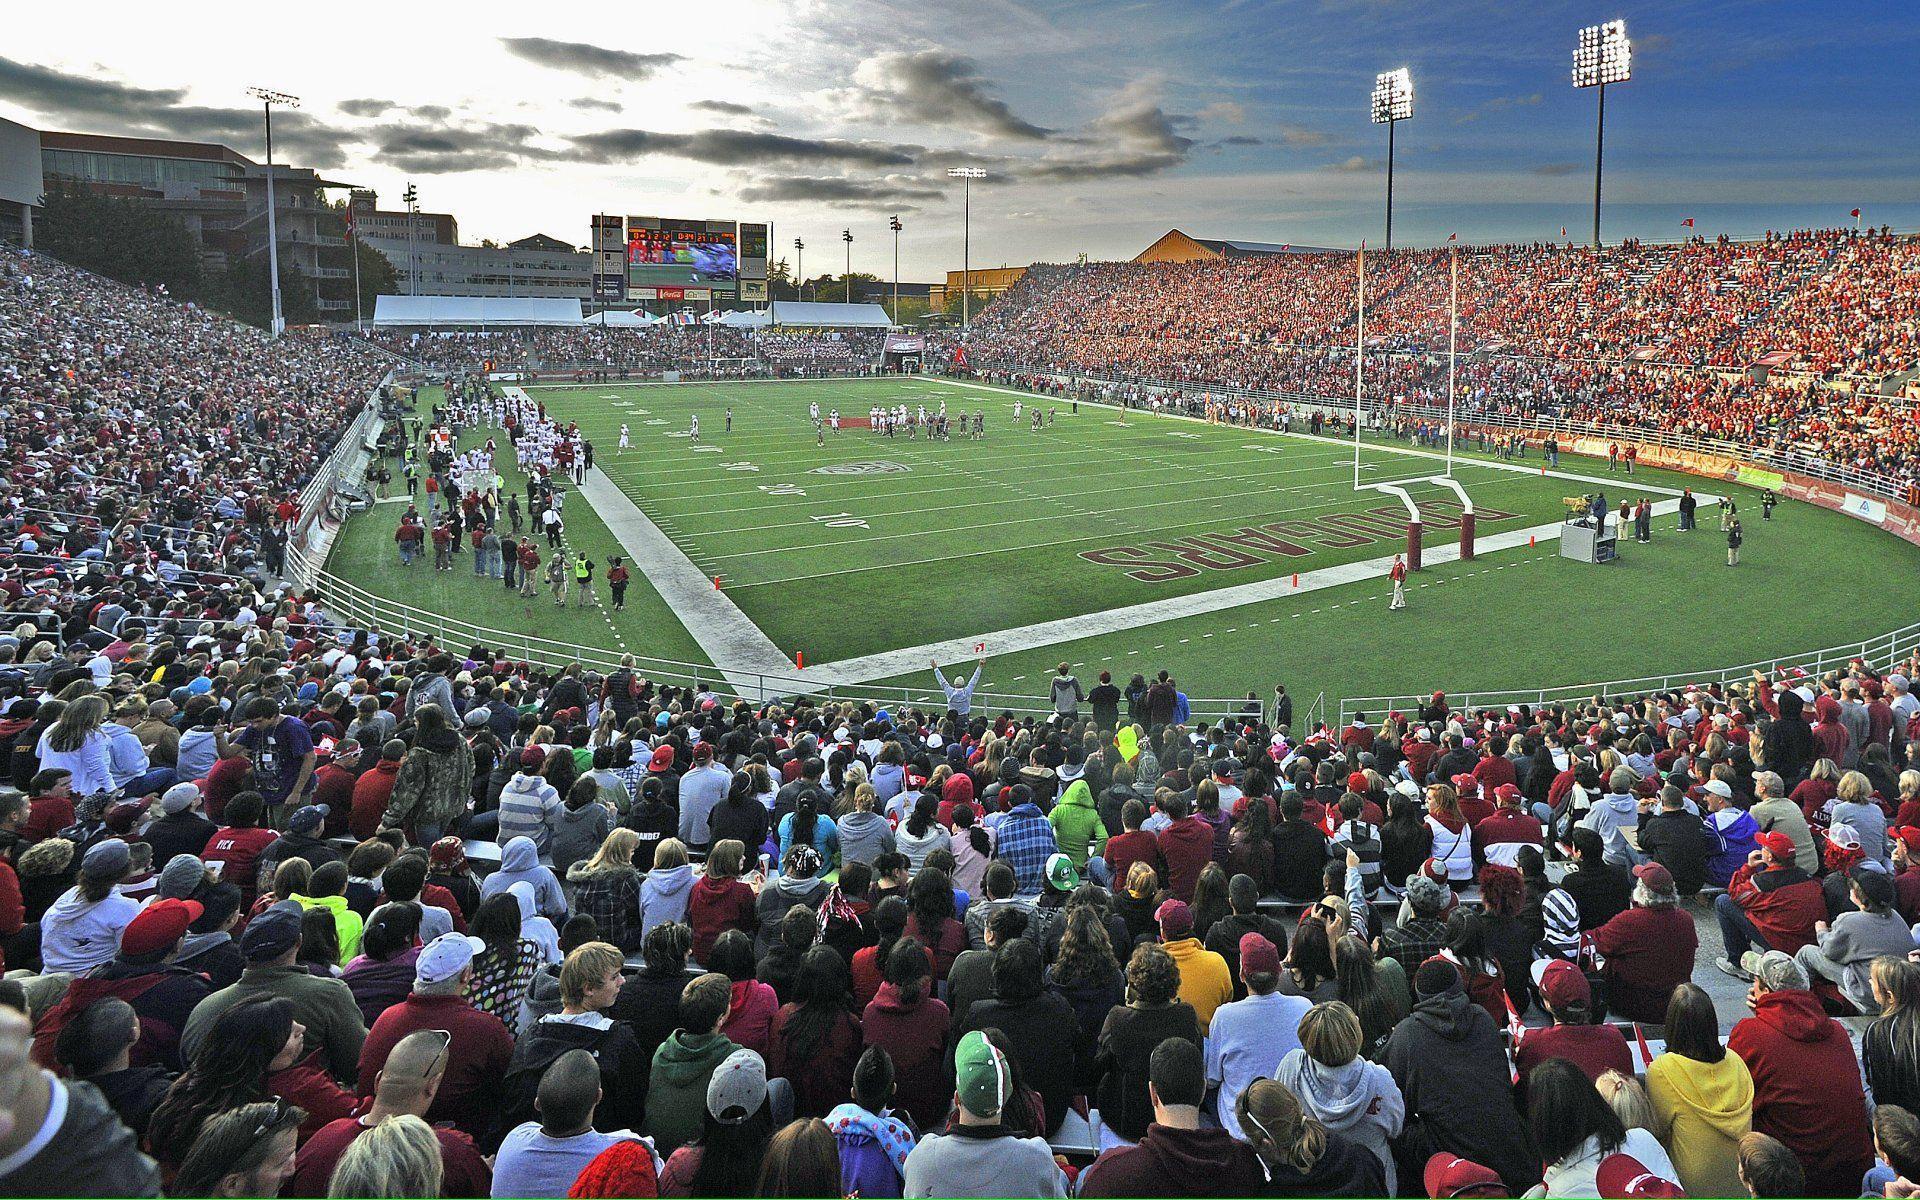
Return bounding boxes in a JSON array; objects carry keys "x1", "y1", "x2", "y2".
[
  {"x1": 806, "y1": 497, "x2": 1696, "y2": 687},
  {"x1": 501, "y1": 388, "x2": 797, "y2": 694}
]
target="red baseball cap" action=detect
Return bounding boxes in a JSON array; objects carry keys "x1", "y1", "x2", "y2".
[
  {"x1": 121, "y1": 898, "x2": 204, "y2": 958},
  {"x1": 1756, "y1": 831, "x2": 1796, "y2": 860},
  {"x1": 1347, "y1": 771, "x2": 1370, "y2": 794},
  {"x1": 649, "y1": 745, "x2": 676, "y2": 772},
  {"x1": 1533, "y1": 958, "x2": 1591, "y2": 1012},
  {"x1": 1595, "y1": 1152, "x2": 1686, "y2": 1198},
  {"x1": 1451, "y1": 773, "x2": 1478, "y2": 795},
  {"x1": 1425, "y1": 1153, "x2": 1508, "y2": 1199}
]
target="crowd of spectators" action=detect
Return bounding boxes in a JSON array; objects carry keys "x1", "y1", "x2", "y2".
[
  {"x1": 362, "y1": 325, "x2": 888, "y2": 380},
  {"x1": 10, "y1": 237, "x2": 1920, "y2": 1198}
]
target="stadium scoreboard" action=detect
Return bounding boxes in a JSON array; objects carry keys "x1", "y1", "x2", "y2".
[{"x1": 591, "y1": 215, "x2": 770, "y2": 304}]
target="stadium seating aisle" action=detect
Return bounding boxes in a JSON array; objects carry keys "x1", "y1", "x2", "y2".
[{"x1": 5, "y1": 235, "x2": 1920, "y2": 1198}]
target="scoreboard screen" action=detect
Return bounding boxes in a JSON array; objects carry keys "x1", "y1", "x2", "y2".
[{"x1": 626, "y1": 217, "x2": 737, "y2": 287}]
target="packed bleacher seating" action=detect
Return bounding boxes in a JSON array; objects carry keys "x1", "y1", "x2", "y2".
[
  {"x1": 11, "y1": 234, "x2": 1920, "y2": 1198},
  {"x1": 365, "y1": 324, "x2": 885, "y2": 379}
]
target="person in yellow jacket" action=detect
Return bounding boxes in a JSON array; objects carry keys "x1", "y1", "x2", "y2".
[
  {"x1": 1155, "y1": 897, "x2": 1233, "y2": 1033},
  {"x1": 1647, "y1": 983, "x2": 1754, "y2": 1198},
  {"x1": 290, "y1": 860, "x2": 364, "y2": 965}
]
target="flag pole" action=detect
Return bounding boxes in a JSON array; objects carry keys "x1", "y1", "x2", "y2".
[
  {"x1": 1447, "y1": 244, "x2": 1457, "y2": 477},
  {"x1": 1353, "y1": 241, "x2": 1365, "y2": 488}
]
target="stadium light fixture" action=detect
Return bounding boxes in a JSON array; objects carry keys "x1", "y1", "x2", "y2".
[
  {"x1": 793, "y1": 237, "x2": 805, "y2": 301},
  {"x1": 947, "y1": 166, "x2": 988, "y2": 327},
  {"x1": 1572, "y1": 20, "x2": 1631, "y2": 248},
  {"x1": 842, "y1": 228, "x2": 853, "y2": 304},
  {"x1": 402, "y1": 183, "x2": 419, "y2": 298},
  {"x1": 889, "y1": 215, "x2": 903, "y2": 325},
  {"x1": 246, "y1": 87, "x2": 300, "y2": 337},
  {"x1": 1369, "y1": 69, "x2": 1412, "y2": 250}
]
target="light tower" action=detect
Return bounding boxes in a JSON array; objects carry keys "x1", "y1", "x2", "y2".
[
  {"x1": 842, "y1": 228, "x2": 853, "y2": 303},
  {"x1": 402, "y1": 183, "x2": 419, "y2": 295},
  {"x1": 889, "y1": 215, "x2": 903, "y2": 325},
  {"x1": 246, "y1": 87, "x2": 300, "y2": 335},
  {"x1": 946, "y1": 166, "x2": 987, "y2": 326},
  {"x1": 793, "y1": 237, "x2": 804, "y2": 301},
  {"x1": 1369, "y1": 69, "x2": 1412, "y2": 251},
  {"x1": 1573, "y1": 20, "x2": 1632, "y2": 248}
]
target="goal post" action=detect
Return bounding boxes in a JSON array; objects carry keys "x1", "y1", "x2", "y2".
[{"x1": 1359, "y1": 474, "x2": 1477, "y2": 572}]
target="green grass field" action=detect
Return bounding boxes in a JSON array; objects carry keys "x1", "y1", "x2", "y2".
[{"x1": 323, "y1": 375, "x2": 1920, "y2": 711}]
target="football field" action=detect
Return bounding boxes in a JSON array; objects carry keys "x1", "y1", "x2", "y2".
[
  {"x1": 548, "y1": 376, "x2": 1587, "y2": 663},
  {"x1": 326, "y1": 375, "x2": 1920, "y2": 712}
]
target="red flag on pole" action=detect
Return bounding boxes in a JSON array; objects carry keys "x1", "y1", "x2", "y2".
[
  {"x1": 1681, "y1": 218, "x2": 1695, "y2": 227},
  {"x1": 1447, "y1": 233, "x2": 1457, "y2": 242},
  {"x1": 1852, "y1": 208, "x2": 1863, "y2": 218}
]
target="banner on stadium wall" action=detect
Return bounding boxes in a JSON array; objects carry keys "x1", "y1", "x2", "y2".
[
  {"x1": 1736, "y1": 465, "x2": 1786, "y2": 490},
  {"x1": 1563, "y1": 437, "x2": 1741, "y2": 481},
  {"x1": 1778, "y1": 473, "x2": 1920, "y2": 548},
  {"x1": 657, "y1": 287, "x2": 685, "y2": 301},
  {"x1": 1842, "y1": 493, "x2": 1888, "y2": 524}
]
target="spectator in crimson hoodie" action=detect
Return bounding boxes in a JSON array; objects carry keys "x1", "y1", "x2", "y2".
[
  {"x1": 1472, "y1": 737, "x2": 1518, "y2": 794},
  {"x1": 1473, "y1": 784, "x2": 1544, "y2": 868},
  {"x1": 1401, "y1": 725, "x2": 1439, "y2": 784},
  {"x1": 21, "y1": 768, "x2": 74, "y2": 845},
  {"x1": 349, "y1": 740, "x2": 405, "y2": 842},
  {"x1": 1155, "y1": 793, "x2": 1214, "y2": 904},
  {"x1": 707, "y1": 930, "x2": 777, "y2": 1057},
  {"x1": 1514, "y1": 960, "x2": 1633, "y2": 1093},
  {"x1": 1590, "y1": 862, "x2": 1699, "y2": 1024},
  {"x1": 860, "y1": 936, "x2": 953, "y2": 1132},
  {"x1": 1451, "y1": 775, "x2": 1496, "y2": 830},
  {"x1": 200, "y1": 743, "x2": 254, "y2": 823},
  {"x1": 1715, "y1": 831, "x2": 1827, "y2": 978},
  {"x1": 688, "y1": 838, "x2": 760, "y2": 965},
  {"x1": 29, "y1": 897, "x2": 212, "y2": 1073},
  {"x1": 310, "y1": 740, "x2": 363, "y2": 840},
  {"x1": 1728, "y1": 949, "x2": 1874, "y2": 1198},
  {"x1": 355, "y1": 931, "x2": 516, "y2": 1142}
]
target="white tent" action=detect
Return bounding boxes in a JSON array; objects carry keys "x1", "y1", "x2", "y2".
[
  {"x1": 767, "y1": 301, "x2": 893, "y2": 328},
  {"x1": 593, "y1": 308, "x2": 662, "y2": 327},
  {"x1": 372, "y1": 295, "x2": 585, "y2": 327},
  {"x1": 717, "y1": 309, "x2": 771, "y2": 328}
]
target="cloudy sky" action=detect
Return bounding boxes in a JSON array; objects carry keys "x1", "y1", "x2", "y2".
[{"x1": 3, "y1": 0, "x2": 1915, "y2": 279}]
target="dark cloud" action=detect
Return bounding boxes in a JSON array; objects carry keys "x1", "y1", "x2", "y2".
[
  {"x1": 1531, "y1": 162, "x2": 1582, "y2": 176},
  {"x1": 1218, "y1": 135, "x2": 1264, "y2": 146},
  {"x1": 569, "y1": 96, "x2": 622, "y2": 113},
  {"x1": 0, "y1": 55, "x2": 186, "y2": 121},
  {"x1": 689, "y1": 99, "x2": 753, "y2": 117},
  {"x1": 1453, "y1": 92, "x2": 1543, "y2": 124},
  {"x1": 409, "y1": 104, "x2": 454, "y2": 123},
  {"x1": 568, "y1": 128, "x2": 918, "y2": 168},
  {"x1": 500, "y1": 37, "x2": 682, "y2": 80},
  {"x1": 846, "y1": 50, "x2": 1050, "y2": 141},
  {"x1": 1026, "y1": 81, "x2": 1192, "y2": 181},
  {"x1": 737, "y1": 175, "x2": 943, "y2": 210},
  {"x1": 337, "y1": 98, "x2": 397, "y2": 118},
  {"x1": 371, "y1": 121, "x2": 554, "y2": 174}
]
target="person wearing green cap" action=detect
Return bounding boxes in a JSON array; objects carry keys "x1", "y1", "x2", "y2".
[{"x1": 900, "y1": 1030, "x2": 1065, "y2": 1198}]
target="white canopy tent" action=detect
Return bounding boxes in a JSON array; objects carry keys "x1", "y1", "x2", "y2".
[
  {"x1": 766, "y1": 301, "x2": 893, "y2": 328},
  {"x1": 593, "y1": 308, "x2": 663, "y2": 327},
  {"x1": 372, "y1": 295, "x2": 585, "y2": 327}
]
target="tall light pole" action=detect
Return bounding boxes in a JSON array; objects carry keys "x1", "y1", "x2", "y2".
[
  {"x1": 1369, "y1": 69, "x2": 1412, "y2": 251},
  {"x1": 793, "y1": 237, "x2": 804, "y2": 302},
  {"x1": 947, "y1": 166, "x2": 987, "y2": 326},
  {"x1": 1573, "y1": 20, "x2": 1631, "y2": 249},
  {"x1": 842, "y1": 228, "x2": 853, "y2": 303},
  {"x1": 889, "y1": 215, "x2": 902, "y2": 325},
  {"x1": 246, "y1": 87, "x2": 299, "y2": 336},
  {"x1": 402, "y1": 183, "x2": 419, "y2": 296}
]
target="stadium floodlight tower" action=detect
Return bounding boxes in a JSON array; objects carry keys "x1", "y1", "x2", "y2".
[
  {"x1": 793, "y1": 237, "x2": 805, "y2": 302},
  {"x1": 889, "y1": 215, "x2": 903, "y2": 325},
  {"x1": 1573, "y1": 19, "x2": 1631, "y2": 248},
  {"x1": 246, "y1": 87, "x2": 299, "y2": 337},
  {"x1": 947, "y1": 166, "x2": 987, "y2": 326},
  {"x1": 1369, "y1": 69, "x2": 1412, "y2": 251},
  {"x1": 842, "y1": 228, "x2": 853, "y2": 302}
]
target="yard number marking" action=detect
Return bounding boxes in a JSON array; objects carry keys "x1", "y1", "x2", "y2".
[
  {"x1": 720, "y1": 461, "x2": 760, "y2": 472},
  {"x1": 759, "y1": 483, "x2": 807, "y2": 496},
  {"x1": 812, "y1": 511, "x2": 869, "y2": 529}
]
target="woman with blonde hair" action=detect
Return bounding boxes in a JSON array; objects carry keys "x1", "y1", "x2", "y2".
[
  {"x1": 326, "y1": 1114, "x2": 443, "y2": 1198},
  {"x1": 1275, "y1": 1001, "x2": 1404, "y2": 1191},
  {"x1": 1236, "y1": 1075, "x2": 1385, "y2": 1195},
  {"x1": 567, "y1": 826, "x2": 645, "y2": 951},
  {"x1": 1834, "y1": 768, "x2": 1891, "y2": 862},
  {"x1": 639, "y1": 837, "x2": 695, "y2": 939},
  {"x1": 1596, "y1": 1069, "x2": 1655, "y2": 1132},
  {"x1": 37, "y1": 693, "x2": 114, "y2": 796}
]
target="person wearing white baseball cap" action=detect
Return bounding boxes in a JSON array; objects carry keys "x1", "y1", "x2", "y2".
[
  {"x1": 355, "y1": 931, "x2": 513, "y2": 1140},
  {"x1": 143, "y1": 780, "x2": 217, "y2": 869}
]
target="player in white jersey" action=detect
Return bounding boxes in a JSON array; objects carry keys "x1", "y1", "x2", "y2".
[
  {"x1": 810, "y1": 401, "x2": 821, "y2": 422},
  {"x1": 618, "y1": 424, "x2": 630, "y2": 451},
  {"x1": 1013, "y1": 399, "x2": 1023, "y2": 420},
  {"x1": 829, "y1": 410, "x2": 840, "y2": 434},
  {"x1": 938, "y1": 399, "x2": 947, "y2": 419},
  {"x1": 690, "y1": 414, "x2": 700, "y2": 442}
]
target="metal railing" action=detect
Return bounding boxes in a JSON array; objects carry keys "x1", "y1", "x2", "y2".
[{"x1": 1337, "y1": 620, "x2": 1920, "y2": 727}]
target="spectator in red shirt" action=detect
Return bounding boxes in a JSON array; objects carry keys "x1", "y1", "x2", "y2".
[
  {"x1": 310, "y1": 740, "x2": 362, "y2": 841},
  {"x1": 1472, "y1": 738, "x2": 1518, "y2": 794},
  {"x1": 1592, "y1": 862, "x2": 1700, "y2": 1024},
  {"x1": 350, "y1": 741, "x2": 405, "y2": 842},
  {"x1": 1474, "y1": 784, "x2": 1545, "y2": 868},
  {"x1": 1103, "y1": 799, "x2": 1164, "y2": 890},
  {"x1": 1515, "y1": 960, "x2": 1633, "y2": 1092},
  {"x1": 356, "y1": 931, "x2": 515, "y2": 1141},
  {"x1": 200, "y1": 792, "x2": 279, "y2": 902},
  {"x1": 201, "y1": 746, "x2": 255, "y2": 823},
  {"x1": 21, "y1": 768, "x2": 74, "y2": 844},
  {"x1": 1155, "y1": 793, "x2": 1214, "y2": 903},
  {"x1": 1716, "y1": 832, "x2": 1827, "y2": 973},
  {"x1": 1401, "y1": 726, "x2": 1439, "y2": 784},
  {"x1": 1341, "y1": 715, "x2": 1376, "y2": 754}
]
